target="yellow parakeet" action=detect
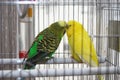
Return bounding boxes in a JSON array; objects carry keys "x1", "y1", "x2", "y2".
[{"x1": 66, "y1": 20, "x2": 104, "y2": 80}]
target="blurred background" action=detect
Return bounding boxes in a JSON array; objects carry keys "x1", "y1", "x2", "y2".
[{"x1": 0, "y1": 0, "x2": 120, "y2": 80}]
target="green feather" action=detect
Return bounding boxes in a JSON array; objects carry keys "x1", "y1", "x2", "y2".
[{"x1": 28, "y1": 35, "x2": 44, "y2": 58}]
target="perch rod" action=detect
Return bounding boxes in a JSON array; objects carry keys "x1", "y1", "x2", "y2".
[
  {"x1": 0, "y1": 66, "x2": 119, "y2": 78},
  {"x1": 0, "y1": 57, "x2": 106, "y2": 65}
]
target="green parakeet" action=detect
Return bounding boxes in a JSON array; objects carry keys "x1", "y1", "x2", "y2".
[{"x1": 23, "y1": 21, "x2": 68, "y2": 69}]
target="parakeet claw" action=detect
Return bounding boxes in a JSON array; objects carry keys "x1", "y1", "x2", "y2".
[
  {"x1": 71, "y1": 56, "x2": 83, "y2": 63},
  {"x1": 45, "y1": 56, "x2": 54, "y2": 61}
]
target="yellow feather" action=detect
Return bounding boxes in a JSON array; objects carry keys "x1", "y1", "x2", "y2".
[{"x1": 66, "y1": 20, "x2": 104, "y2": 80}]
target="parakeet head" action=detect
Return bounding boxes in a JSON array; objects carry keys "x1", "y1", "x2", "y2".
[
  {"x1": 66, "y1": 20, "x2": 76, "y2": 37},
  {"x1": 49, "y1": 21, "x2": 69, "y2": 36},
  {"x1": 58, "y1": 21, "x2": 68, "y2": 27},
  {"x1": 66, "y1": 20, "x2": 82, "y2": 37}
]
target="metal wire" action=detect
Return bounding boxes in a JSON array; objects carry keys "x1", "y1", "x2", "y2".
[{"x1": 16, "y1": 0, "x2": 29, "y2": 18}]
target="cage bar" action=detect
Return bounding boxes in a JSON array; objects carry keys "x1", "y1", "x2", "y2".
[{"x1": 0, "y1": 1, "x2": 96, "y2": 6}]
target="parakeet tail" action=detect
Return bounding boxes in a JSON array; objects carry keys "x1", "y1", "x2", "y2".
[
  {"x1": 24, "y1": 62, "x2": 35, "y2": 69},
  {"x1": 97, "y1": 75, "x2": 104, "y2": 80},
  {"x1": 24, "y1": 64, "x2": 35, "y2": 69},
  {"x1": 24, "y1": 65, "x2": 34, "y2": 69}
]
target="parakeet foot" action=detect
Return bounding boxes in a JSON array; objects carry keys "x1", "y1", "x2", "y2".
[
  {"x1": 48, "y1": 56, "x2": 55, "y2": 60},
  {"x1": 45, "y1": 57, "x2": 55, "y2": 62},
  {"x1": 71, "y1": 56, "x2": 83, "y2": 63}
]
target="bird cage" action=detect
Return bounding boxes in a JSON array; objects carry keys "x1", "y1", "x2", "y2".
[{"x1": 0, "y1": 0, "x2": 120, "y2": 80}]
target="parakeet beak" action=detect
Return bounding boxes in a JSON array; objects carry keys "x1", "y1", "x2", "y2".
[{"x1": 66, "y1": 24, "x2": 71, "y2": 29}]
